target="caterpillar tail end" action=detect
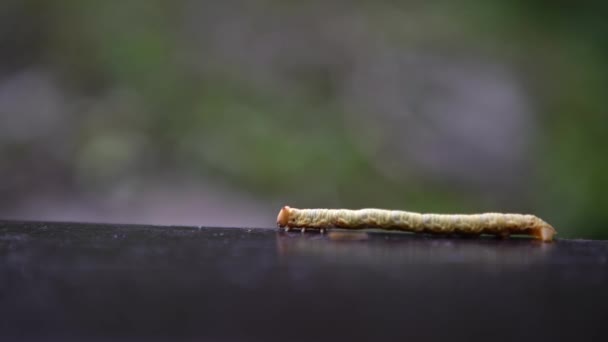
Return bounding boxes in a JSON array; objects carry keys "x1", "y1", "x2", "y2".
[
  {"x1": 533, "y1": 219, "x2": 557, "y2": 242},
  {"x1": 277, "y1": 206, "x2": 291, "y2": 228}
]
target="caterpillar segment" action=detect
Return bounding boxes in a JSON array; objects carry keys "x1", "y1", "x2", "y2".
[{"x1": 276, "y1": 206, "x2": 556, "y2": 242}]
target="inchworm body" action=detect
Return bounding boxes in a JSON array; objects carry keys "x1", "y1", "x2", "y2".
[{"x1": 277, "y1": 206, "x2": 556, "y2": 242}]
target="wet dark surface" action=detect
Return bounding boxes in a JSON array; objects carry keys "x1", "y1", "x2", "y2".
[{"x1": 1, "y1": 220, "x2": 607, "y2": 341}]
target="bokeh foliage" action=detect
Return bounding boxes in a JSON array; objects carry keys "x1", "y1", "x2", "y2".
[{"x1": 1, "y1": 1, "x2": 607, "y2": 238}]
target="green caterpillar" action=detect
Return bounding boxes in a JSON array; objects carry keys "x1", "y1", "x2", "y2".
[{"x1": 277, "y1": 206, "x2": 556, "y2": 242}]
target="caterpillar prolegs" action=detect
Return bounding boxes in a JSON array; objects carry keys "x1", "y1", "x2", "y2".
[{"x1": 277, "y1": 206, "x2": 556, "y2": 242}]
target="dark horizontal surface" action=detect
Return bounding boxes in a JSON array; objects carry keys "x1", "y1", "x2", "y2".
[{"x1": 1, "y1": 220, "x2": 607, "y2": 341}]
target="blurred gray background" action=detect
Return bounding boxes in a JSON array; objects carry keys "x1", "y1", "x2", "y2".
[{"x1": 1, "y1": 0, "x2": 607, "y2": 238}]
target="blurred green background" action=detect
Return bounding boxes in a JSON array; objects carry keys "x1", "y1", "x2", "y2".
[{"x1": 1, "y1": 0, "x2": 607, "y2": 238}]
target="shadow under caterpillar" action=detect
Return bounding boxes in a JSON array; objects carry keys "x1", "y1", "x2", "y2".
[{"x1": 277, "y1": 206, "x2": 556, "y2": 242}]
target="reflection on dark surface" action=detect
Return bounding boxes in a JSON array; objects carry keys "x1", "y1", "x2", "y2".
[
  {"x1": 1, "y1": 221, "x2": 607, "y2": 341},
  {"x1": 277, "y1": 230, "x2": 554, "y2": 268}
]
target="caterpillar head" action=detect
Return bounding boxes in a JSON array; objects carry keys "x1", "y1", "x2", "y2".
[{"x1": 277, "y1": 206, "x2": 292, "y2": 227}]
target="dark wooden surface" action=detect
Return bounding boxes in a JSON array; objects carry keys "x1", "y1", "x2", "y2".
[{"x1": 1, "y1": 220, "x2": 607, "y2": 341}]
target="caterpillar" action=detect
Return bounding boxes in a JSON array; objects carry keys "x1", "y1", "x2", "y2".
[{"x1": 276, "y1": 206, "x2": 556, "y2": 242}]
